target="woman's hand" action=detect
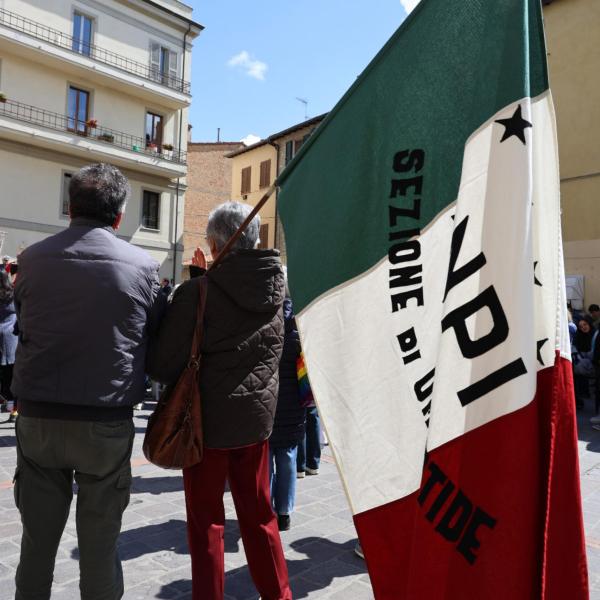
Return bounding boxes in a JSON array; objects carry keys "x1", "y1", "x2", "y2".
[{"x1": 192, "y1": 247, "x2": 207, "y2": 270}]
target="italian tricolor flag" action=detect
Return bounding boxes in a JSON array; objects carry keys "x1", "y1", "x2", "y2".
[{"x1": 277, "y1": 0, "x2": 588, "y2": 597}]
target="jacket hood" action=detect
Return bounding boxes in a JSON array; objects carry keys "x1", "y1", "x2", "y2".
[{"x1": 207, "y1": 249, "x2": 285, "y2": 313}]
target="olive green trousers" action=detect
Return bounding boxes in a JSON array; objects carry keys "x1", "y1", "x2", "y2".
[{"x1": 14, "y1": 416, "x2": 134, "y2": 600}]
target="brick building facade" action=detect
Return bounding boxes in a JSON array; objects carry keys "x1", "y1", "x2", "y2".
[
  {"x1": 227, "y1": 114, "x2": 326, "y2": 261},
  {"x1": 183, "y1": 142, "x2": 243, "y2": 266}
]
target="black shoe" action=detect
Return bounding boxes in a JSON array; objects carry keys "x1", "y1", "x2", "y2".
[
  {"x1": 7, "y1": 413, "x2": 17, "y2": 423},
  {"x1": 277, "y1": 514, "x2": 291, "y2": 531}
]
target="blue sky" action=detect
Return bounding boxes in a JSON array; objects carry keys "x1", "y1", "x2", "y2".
[{"x1": 186, "y1": 1, "x2": 419, "y2": 143}]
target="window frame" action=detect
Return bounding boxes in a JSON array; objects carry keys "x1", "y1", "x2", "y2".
[
  {"x1": 60, "y1": 171, "x2": 73, "y2": 219},
  {"x1": 285, "y1": 140, "x2": 294, "y2": 165},
  {"x1": 141, "y1": 189, "x2": 161, "y2": 231},
  {"x1": 145, "y1": 111, "x2": 164, "y2": 150},
  {"x1": 66, "y1": 84, "x2": 91, "y2": 135},
  {"x1": 72, "y1": 11, "x2": 94, "y2": 56}
]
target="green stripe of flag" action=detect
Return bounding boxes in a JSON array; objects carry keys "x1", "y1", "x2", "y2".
[{"x1": 277, "y1": 0, "x2": 548, "y2": 314}]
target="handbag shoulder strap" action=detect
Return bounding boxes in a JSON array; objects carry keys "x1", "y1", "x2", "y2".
[{"x1": 188, "y1": 276, "x2": 208, "y2": 369}]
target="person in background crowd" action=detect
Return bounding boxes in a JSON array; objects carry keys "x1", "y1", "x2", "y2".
[
  {"x1": 2, "y1": 255, "x2": 10, "y2": 273},
  {"x1": 589, "y1": 304, "x2": 600, "y2": 328},
  {"x1": 568, "y1": 308, "x2": 577, "y2": 346},
  {"x1": 269, "y1": 288, "x2": 305, "y2": 531},
  {"x1": 297, "y1": 404, "x2": 322, "y2": 478},
  {"x1": 159, "y1": 278, "x2": 173, "y2": 298},
  {"x1": 12, "y1": 163, "x2": 162, "y2": 600},
  {"x1": 572, "y1": 316, "x2": 597, "y2": 408},
  {"x1": 147, "y1": 202, "x2": 292, "y2": 600},
  {"x1": 0, "y1": 270, "x2": 18, "y2": 423}
]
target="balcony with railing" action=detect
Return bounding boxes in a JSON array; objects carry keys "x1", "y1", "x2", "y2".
[
  {"x1": 0, "y1": 7, "x2": 191, "y2": 95},
  {"x1": 0, "y1": 98, "x2": 186, "y2": 170}
]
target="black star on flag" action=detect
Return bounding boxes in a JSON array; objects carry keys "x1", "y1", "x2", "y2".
[
  {"x1": 537, "y1": 338, "x2": 549, "y2": 366},
  {"x1": 495, "y1": 105, "x2": 532, "y2": 145},
  {"x1": 534, "y1": 261, "x2": 542, "y2": 287}
]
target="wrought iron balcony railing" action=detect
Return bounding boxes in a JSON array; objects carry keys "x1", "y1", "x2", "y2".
[
  {"x1": 0, "y1": 8, "x2": 191, "y2": 95},
  {"x1": 0, "y1": 98, "x2": 186, "y2": 165}
]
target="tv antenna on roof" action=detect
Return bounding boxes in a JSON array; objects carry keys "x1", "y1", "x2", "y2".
[{"x1": 296, "y1": 97, "x2": 309, "y2": 120}]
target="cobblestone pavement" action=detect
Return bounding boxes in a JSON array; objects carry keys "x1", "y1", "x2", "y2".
[
  {"x1": 0, "y1": 406, "x2": 370, "y2": 600},
  {"x1": 0, "y1": 403, "x2": 599, "y2": 599}
]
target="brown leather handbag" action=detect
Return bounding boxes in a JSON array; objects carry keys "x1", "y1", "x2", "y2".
[{"x1": 143, "y1": 276, "x2": 208, "y2": 469}]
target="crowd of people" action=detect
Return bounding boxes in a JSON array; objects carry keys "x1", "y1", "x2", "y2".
[
  {"x1": 569, "y1": 304, "x2": 600, "y2": 429},
  {"x1": 8, "y1": 161, "x2": 593, "y2": 599},
  {"x1": 0, "y1": 163, "x2": 335, "y2": 600}
]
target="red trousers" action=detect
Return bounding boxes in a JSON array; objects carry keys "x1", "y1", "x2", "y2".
[{"x1": 183, "y1": 440, "x2": 292, "y2": 600}]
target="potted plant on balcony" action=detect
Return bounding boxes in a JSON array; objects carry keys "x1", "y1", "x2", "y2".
[
  {"x1": 85, "y1": 118, "x2": 98, "y2": 129},
  {"x1": 147, "y1": 142, "x2": 158, "y2": 154},
  {"x1": 97, "y1": 132, "x2": 115, "y2": 143},
  {"x1": 161, "y1": 143, "x2": 174, "y2": 158},
  {"x1": 0, "y1": 92, "x2": 6, "y2": 103}
]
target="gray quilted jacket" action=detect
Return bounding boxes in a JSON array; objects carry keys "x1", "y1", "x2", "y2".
[{"x1": 146, "y1": 249, "x2": 285, "y2": 449}]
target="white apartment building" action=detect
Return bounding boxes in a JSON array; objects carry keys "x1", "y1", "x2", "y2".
[{"x1": 0, "y1": 0, "x2": 202, "y2": 281}]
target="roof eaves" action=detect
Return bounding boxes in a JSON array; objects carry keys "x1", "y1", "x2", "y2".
[
  {"x1": 140, "y1": 0, "x2": 204, "y2": 30},
  {"x1": 226, "y1": 113, "x2": 328, "y2": 159}
]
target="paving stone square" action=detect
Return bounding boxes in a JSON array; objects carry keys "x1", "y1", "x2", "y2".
[{"x1": 0, "y1": 402, "x2": 599, "y2": 599}]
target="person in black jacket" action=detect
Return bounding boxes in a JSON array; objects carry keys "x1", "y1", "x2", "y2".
[
  {"x1": 0, "y1": 270, "x2": 17, "y2": 422},
  {"x1": 269, "y1": 293, "x2": 305, "y2": 531}
]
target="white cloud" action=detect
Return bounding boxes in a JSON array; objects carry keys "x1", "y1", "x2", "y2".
[
  {"x1": 400, "y1": 0, "x2": 421, "y2": 14},
  {"x1": 227, "y1": 51, "x2": 268, "y2": 81},
  {"x1": 241, "y1": 134, "x2": 261, "y2": 146}
]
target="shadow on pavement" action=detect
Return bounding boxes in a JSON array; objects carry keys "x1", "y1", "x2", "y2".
[
  {"x1": 156, "y1": 536, "x2": 367, "y2": 600},
  {"x1": 577, "y1": 403, "x2": 600, "y2": 453},
  {"x1": 0, "y1": 431, "x2": 16, "y2": 446},
  {"x1": 72, "y1": 518, "x2": 243, "y2": 561},
  {"x1": 130, "y1": 475, "x2": 183, "y2": 494}
]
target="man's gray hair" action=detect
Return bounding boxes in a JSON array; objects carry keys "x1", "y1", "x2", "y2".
[
  {"x1": 206, "y1": 202, "x2": 261, "y2": 251},
  {"x1": 69, "y1": 163, "x2": 130, "y2": 226}
]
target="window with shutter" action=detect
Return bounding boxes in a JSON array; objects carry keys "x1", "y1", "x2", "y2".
[
  {"x1": 285, "y1": 141, "x2": 294, "y2": 165},
  {"x1": 259, "y1": 160, "x2": 271, "y2": 189},
  {"x1": 258, "y1": 223, "x2": 269, "y2": 249},
  {"x1": 168, "y1": 51, "x2": 178, "y2": 85},
  {"x1": 295, "y1": 139, "x2": 303, "y2": 153},
  {"x1": 150, "y1": 43, "x2": 161, "y2": 81},
  {"x1": 241, "y1": 166, "x2": 252, "y2": 195},
  {"x1": 150, "y1": 43, "x2": 179, "y2": 86}
]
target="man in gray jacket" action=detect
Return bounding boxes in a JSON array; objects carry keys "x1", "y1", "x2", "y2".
[{"x1": 12, "y1": 163, "x2": 161, "y2": 600}]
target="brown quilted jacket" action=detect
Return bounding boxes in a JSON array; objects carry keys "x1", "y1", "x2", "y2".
[{"x1": 146, "y1": 249, "x2": 285, "y2": 448}]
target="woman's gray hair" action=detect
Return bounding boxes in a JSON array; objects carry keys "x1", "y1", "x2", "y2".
[
  {"x1": 206, "y1": 202, "x2": 261, "y2": 251},
  {"x1": 69, "y1": 163, "x2": 130, "y2": 226}
]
